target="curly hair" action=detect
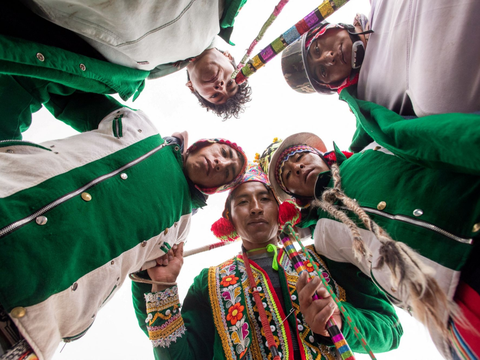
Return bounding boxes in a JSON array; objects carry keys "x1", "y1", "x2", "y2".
[{"x1": 187, "y1": 55, "x2": 252, "y2": 121}]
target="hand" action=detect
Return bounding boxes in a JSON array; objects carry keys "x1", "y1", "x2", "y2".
[
  {"x1": 297, "y1": 272, "x2": 342, "y2": 337},
  {"x1": 147, "y1": 242, "x2": 184, "y2": 292}
]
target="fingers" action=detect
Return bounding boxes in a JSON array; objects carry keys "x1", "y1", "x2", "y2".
[
  {"x1": 298, "y1": 275, "x2": 322, "y2": 307},
  {"x1": 296, "y1": 272, "x2": 308, "y2": 293},
  {"x1": 175, "y1": 242, "x2": 184, "y2": 257},
  {"x1": 313, "y1": 299, "x2": 336, "y2": 329},
  {"x1": 156, "y1": 252, "x2": 170, "y2": 266}
]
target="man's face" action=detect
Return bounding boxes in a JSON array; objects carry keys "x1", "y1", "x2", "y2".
[
  {"x1": 280, "y1": 151, "x2": 329, "y2": 197},
  {"x1": 230, "y1": 182, "x2": 279, "y2": 250},
  {"x1": 306, "y1": 28, "x2": 353, "y2": 86},
  {"x1": 187, "y1": 49, "x2": 238, "y2": 105},
  {"x1": 184, "y1": 143, "x2": 244, "y2": 188}
]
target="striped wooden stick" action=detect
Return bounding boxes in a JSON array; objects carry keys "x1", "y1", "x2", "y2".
[{"x1": 234, "y1": 0, "x2": 350, "y2": 84}]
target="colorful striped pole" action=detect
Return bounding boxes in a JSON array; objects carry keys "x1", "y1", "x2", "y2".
[
  {"x1": 282, "y1": 226, "x2": 377, "y2": 360},
  {"x1": 280, "y1": 232, "x2": 356, "y2": 360},
  {"x1": 234, "y1": 0, "x2": 350, "y2": 84}
]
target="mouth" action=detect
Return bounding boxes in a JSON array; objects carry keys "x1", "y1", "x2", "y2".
[
  {"x1": 204, "y1": 157, "x2": 211, "y2": 176},
  {"x1": 339, "y1": 43, "x2": 347, "y2": 65},
  {"x1": 304, "y1": 168, "x2": 314, "y2": 183},
  {"x1": 248, "y1": 219, "x2": 268, "y2": 226}
]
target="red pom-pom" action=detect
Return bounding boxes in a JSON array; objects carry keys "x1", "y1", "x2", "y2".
[
  {"x1": 235, "y1": 71, "x2": 247, "y2": 85},
  {"x1": 278, "y1": 200, "x2": 301, "y2": 227},
  {"x1": 211, "y1": 217, "x2": 238, "y2": 242}
]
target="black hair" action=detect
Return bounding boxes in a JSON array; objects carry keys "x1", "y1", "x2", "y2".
[{"x1": 187, "y1": 53, "x2": 252, "y2": 121}]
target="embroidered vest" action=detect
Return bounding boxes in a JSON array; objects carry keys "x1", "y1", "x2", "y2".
[{"x1": 208, "y1": 246, "x2": 346, "y2": 360}]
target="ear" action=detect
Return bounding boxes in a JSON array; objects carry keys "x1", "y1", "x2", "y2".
[
  {"x1": 223, "y1": 51, "x2": 234, "y2": 62},
  {"x1": 186, "y1": 80, "x2": 195, "y2": 93}
]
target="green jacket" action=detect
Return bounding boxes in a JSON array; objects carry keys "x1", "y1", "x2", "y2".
[
  {"x1": 302, "y1": 88, "x2": 480, "y2": 271},
  {"x1": 0, "y1": 107, "x2": 205, "y2": 360},
  {"x1": 0, "y1": 0, "x2": 247, "y2": 140},
  {"x1": 132, "y1": 246, "x2": 402, "y2": 359}
]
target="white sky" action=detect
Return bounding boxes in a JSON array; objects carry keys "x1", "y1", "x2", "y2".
[{"x1": 22, "y1": 0, "x2": 443, "y2": 359}]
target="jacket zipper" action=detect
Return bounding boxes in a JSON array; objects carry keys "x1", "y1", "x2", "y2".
[
  {"x1": 339, "y1": 206, "x2": 473, "y2": 245},
  {"x1": 0, "y1": 142, "x2": 168, "y2": 238}
]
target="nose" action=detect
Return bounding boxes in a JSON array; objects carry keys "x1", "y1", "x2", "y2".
[
  {"x1": 214, "y1": 158, "x2": 232, "y2": 171},
  {"x1": 320, "y1": 50, "x2": 335, "y2": 65},
  {"x1": 294, "y1": 162, "x2": 305, "y2": 175},
  {"x1": 214, "y1": 79, "x2": 225, "y2": 90},
  {"x1": 250, "y1": 198, "x2": 263, "y2": 215}
]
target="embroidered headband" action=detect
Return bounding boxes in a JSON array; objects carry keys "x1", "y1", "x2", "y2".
[
  {"x1": 275, "y1": 145, "x2": 322, "y2": 194},
  {"x1": 186, "y1": 138, "x2": 248, "y2": 195},
  {"x1": 211, "y1": 164, "x2": 272, "y2": 242}
]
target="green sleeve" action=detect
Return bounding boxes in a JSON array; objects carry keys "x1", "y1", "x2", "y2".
[
  {"x1": 323, "y1": 257, "x2": 403, "y2": 353},
  {"x1": 132, "y1": 269, "x2": 217, "y2": 360},
  {"x1": 131, "y1": 277, "x2": 151, "y2": 337},
  {"x1": 219, "y1": 0, "x2": 248, "y2": 45},
  {"x1": 340, "y1": 87, "x2": 480, "y2": 176},
  {"x1": 44, "y1": 92, "x2": 126, "y2": 133},
  {"x1": 0, "y1": 74, "x2": 126, "y2": 140}
]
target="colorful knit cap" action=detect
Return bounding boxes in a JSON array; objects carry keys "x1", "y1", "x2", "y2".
[
  {"x1": 211, "y1": 163, "x2": 271, "y2": 242},
  {"x1": 305, "y1": 23, "x2": 358, "y2": 93},
  {"x1": 275, "y1": 145, "x2": 321, "y2": 194},
  {"x1": 186, "y1": 138, "x2": 248, "y2": 195},
  {"x1": 256, "y1": 138, "x2": 283, "y2": 176}
]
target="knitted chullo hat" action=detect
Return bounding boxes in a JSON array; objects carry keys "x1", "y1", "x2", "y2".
[
  {"x1": 257, "y1": 134, "x2": 327, "y2": 202},
  {"x1": 186, "y1": 138, "x2": 248, "y2": 195},
  {"x1": 211, "y1": 163, "x2": 272, "y2": 242}
]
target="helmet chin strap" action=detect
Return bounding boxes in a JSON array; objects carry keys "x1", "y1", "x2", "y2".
[{"x1": 339, "y1": 23, "x2": 374, "y2": 69}]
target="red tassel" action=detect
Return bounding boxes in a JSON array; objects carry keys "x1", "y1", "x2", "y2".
[
  {"x1": 278, "y1": 200, "x2": 301, "y2": 227},
  {"x1": 211, "y1": 218, "x2": 238, "y2": 242}
]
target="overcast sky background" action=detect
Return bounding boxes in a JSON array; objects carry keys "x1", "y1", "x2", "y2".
[{"x1": 23, "y1": 0, "x2": 443, "y2": 359}]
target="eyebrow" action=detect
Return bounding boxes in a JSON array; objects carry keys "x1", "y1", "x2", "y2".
[
  {"x1": 233, "y1": 189, "x2": 270, "y2": 201},
  {"x1": 231, "y1": 149, "x2": 237, "y2": 180}
]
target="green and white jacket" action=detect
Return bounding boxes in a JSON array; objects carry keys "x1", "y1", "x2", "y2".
[
  {"x1": 301, "y1": 88, "x2": 480, "y2": 357},
  {"x1": 0, "y1": 108, "x2": 203, "y2": 360}
]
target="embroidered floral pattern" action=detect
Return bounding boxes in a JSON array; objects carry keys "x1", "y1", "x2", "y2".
[
  {"x1": 227, "y1": 302, "x2": 244, "y2": 325},
  {"x1": 304, "y1": 260, "x2": 315, "y2": 272},
  {"x1": 209, "y1": 247, "x2": 346, "y2": 360},
  {"x1": 221, "y1": 275, "x2": 239, "y2": 287}
]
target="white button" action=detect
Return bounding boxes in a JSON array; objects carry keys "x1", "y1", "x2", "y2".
[
  {"x1": 120, "y1": 173, "x2": 128, "y2": 180},
  {"x1": 257, "y1": 286, "x2": 262, "y2": 292},
  {"x1": 79, "y1": 64, "x2": 86, "y2": 71},
  {"x1": 270, "y1": 325, "x2": 275, "y2": 332},
  {"x1": 165, "y1": 309, "x2": 171, "y2": 316},
  {"x1": 413, "y1": 209, "x2": 423, "y2": 217},
  {"x1": 36, "y1": 53, "x2": 45, "y2": 62},
  {"x1": 309, "y1": 335, "x2": 315, "y2": 342},
  {"x1": 36, "y1": 216, "x2": 48, "y2": 225},
  {"x1": 298, "y1": 324, "x2": 304, "y2": 331},
  {"x1": 262, "y1": 302, "x2": 267, "y2": 308},
  {"x1": 291, "y1": 295, "x2": 297, "y2": 301}
]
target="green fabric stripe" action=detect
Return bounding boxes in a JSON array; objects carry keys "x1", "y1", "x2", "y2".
[
  {"x1": 0, "y1": 141, "x2": 51, "y2": 151},
  {"x1": 0, "y1": 135, "x2": 193, "y2": 310}
]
